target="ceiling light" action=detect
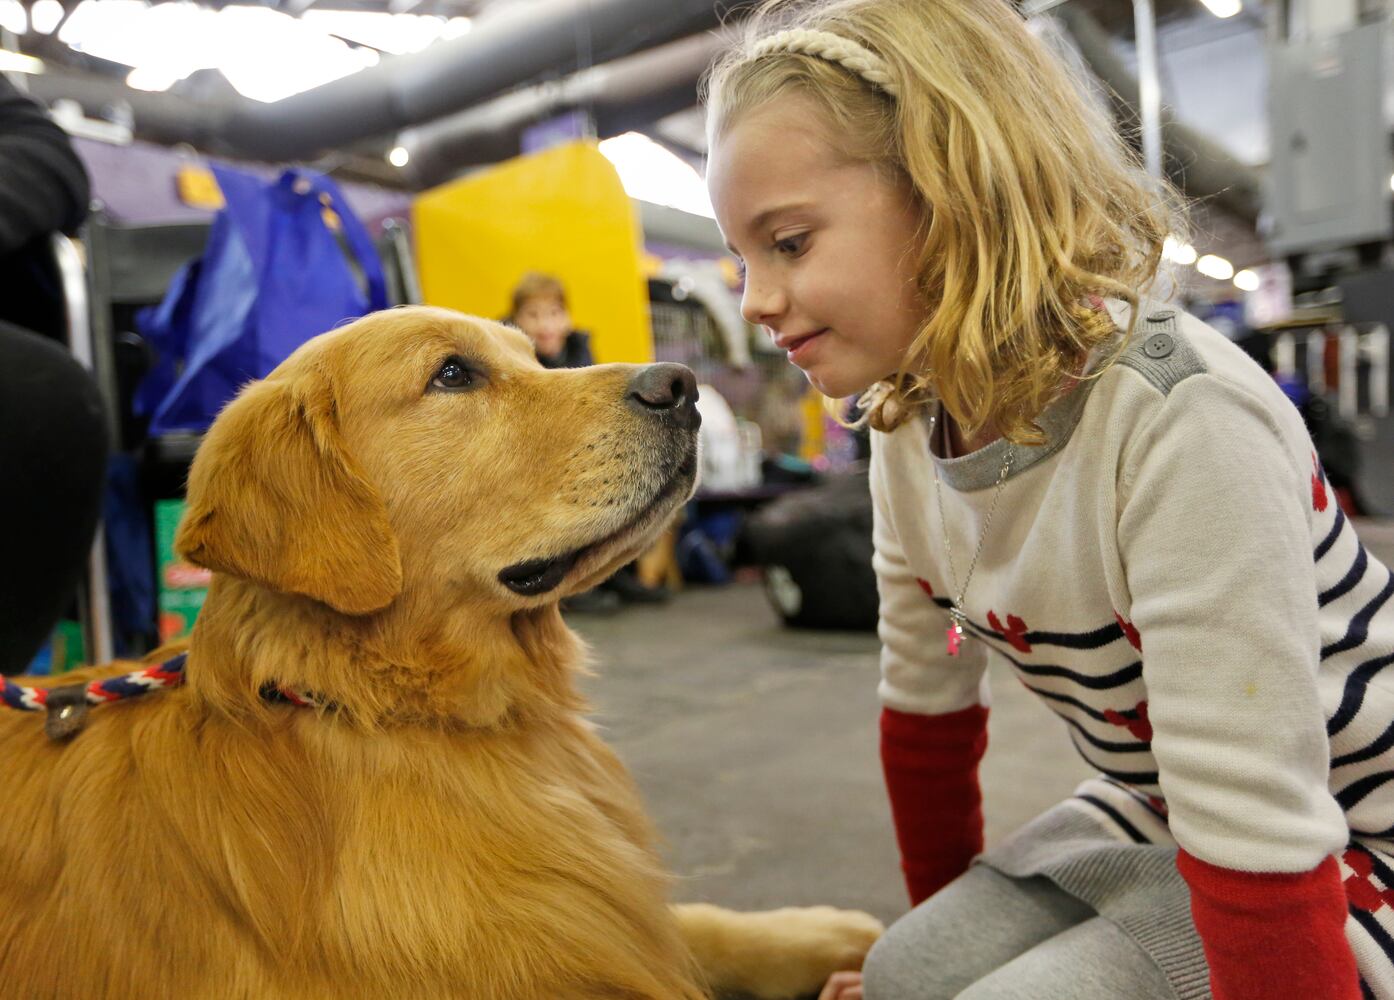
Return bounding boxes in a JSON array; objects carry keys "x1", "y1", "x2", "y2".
[
  {"x1": 1233, "y1": 268, "x2": 1260, "y2": 292},
  {"x1": 30, "y1": 0, "x2": 62, "y2": 34},
  {"x1": 1198, "y1": 0, "x2": 1241, "y2": 16},
  {"x1": 1196, "y1": 254, "x2": 1234, "y2": 280},
  {"x1": 388, "y1": 146, "x2": 409, "y2": 167},
  {"x1": 600, "y1": 132, "x2": 714, "y2": 218},
  {"x1": 0, "y1": 0, "x2": 26, "y2": 34},
  {"x1": 0, "y1": 48, "x2": 42, "y2": 72},
  {"x1": 59, "y1": 1, "x2": 388, "y2": 102},
  {"x1": 1163, "y1": 236, "x2": 1197, "y2": 266},
  {"x1": 127, "y1": 65, "x2": 178, "y2": 92}
]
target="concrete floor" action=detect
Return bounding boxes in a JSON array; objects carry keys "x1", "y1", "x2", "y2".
[{"x1": 573, "y1": 519, "x2": 1394, "y2": 932}]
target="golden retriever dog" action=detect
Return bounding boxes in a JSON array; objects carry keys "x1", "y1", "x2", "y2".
[{"x1": 0, "y1": 306, "x2": 880, "y2": 999}]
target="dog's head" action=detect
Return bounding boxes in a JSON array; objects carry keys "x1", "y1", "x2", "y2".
[{"x1": 176, "y1": 307, "x2": 699, "y2": 622}]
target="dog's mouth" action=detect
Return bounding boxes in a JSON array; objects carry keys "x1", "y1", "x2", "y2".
[
  {"x1": 498, "y1": 450, "x2": 698, "y2": 598},
  {"x1": 496, "y1": 551, "x2": 584, "y2": 597}
]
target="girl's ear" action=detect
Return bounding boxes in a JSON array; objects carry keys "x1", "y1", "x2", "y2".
[{"x1": 175, "y1": 369, "x2": 403, "y2": 615}]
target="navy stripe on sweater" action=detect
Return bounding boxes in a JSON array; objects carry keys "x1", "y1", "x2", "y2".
[
  {"x1": 1100, "y1": 776, "x2": 1171, "y2": 825},
  {"x1": 1322, "y1": 569, "x2": 1394, "y2": 660},
  {"x1": 934, "y1": 600, "x2": 1130, "y2": 653},
  {"x1": 1336, "y1": 770, "x2": 1394, "y2": 811},
  {"x1": 1327, "y1": 652, "x2": 1394, "y2": 738},
  {"x1": 1075, "y1": 793, "x2": 1151, "y2": 844},
  {"x1": 1025, "y1": 684, "x2": 1122, "y2": 723},
  {"x1": 1320, "y1": 545, "x2": 1370, "y2": 607},
  {"x1": 1059, "y1": 713, "x2": 1152, "y2": 754},
  {"x1": 1316, "y1": 506, "x2": 1347, "y2": 563},
  {"x1": 1352, "y1": 907, "x2": 1394, "y2": 969},
  {"x1": 985, "y1": 639, "x2": 1142, "y2": 691},
  {"x1": 1333, "y1": 713, "x2": 1394, "y2": 769},
  {"x1": 1021, "y1": 622, "x2": 1126, "y2": 650},
  {"x1": 1067, "y1": 736, "x2": 1160, "y2": 787},
  {"x1": 1012, "y1": 658, "x2": 1143, "y2": 690}
]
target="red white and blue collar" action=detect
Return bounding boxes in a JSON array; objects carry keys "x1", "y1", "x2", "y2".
[{"x1": 2, "y1": 653, "x2": 323, "y2": 739}]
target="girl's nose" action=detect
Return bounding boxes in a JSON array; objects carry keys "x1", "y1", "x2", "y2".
[{"x1": 739, "y1": 270, "x2": 786, "y2": 327}]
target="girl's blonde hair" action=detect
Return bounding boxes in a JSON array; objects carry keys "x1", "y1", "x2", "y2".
[{"x1": 704, "y1": 0, "x2": 1186, "y2": 442}]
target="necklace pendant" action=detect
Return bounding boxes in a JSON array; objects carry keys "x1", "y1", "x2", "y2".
[{"x1": 945, "y1": 611, "x2": 965, "y2": 657}]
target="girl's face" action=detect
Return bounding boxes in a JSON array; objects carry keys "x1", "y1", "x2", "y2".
[
  {"x1": 707, "y1": 95, "x2": 927, "y2": 399},
  {"x1": 514, "y1": 296, "x2": 571, "y2": 358}
]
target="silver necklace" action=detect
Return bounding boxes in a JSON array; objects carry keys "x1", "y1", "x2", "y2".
[{"x1": 928, "y1": 411, "x2": 1014, "y2": 656}]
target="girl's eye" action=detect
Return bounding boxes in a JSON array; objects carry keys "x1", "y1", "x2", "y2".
[
  {"x1": 774, "y1": 233, "x2": 808, "y2": 257},
  {"x1": 732, "y1": 257, "x2": 747, "y2": 280},
  {"x1": 430, "y1": 356, "x2": 475, "y2": 391}
]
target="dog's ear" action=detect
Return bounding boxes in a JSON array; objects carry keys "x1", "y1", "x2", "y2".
[{"x1": 176, "y1": 366, "x2": 403, "y2": 615}]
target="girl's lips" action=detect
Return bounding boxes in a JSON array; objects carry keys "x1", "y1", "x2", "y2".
[{"x1": 785, "y1": 329, "x2": 827, "y2": 365}]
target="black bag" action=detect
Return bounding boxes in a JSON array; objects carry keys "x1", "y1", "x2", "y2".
[{"x1": 744, "y1": 466, "x2": 878, "y2": 631}]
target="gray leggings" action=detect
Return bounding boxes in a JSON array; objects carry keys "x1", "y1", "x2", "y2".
[{"x1": 862, "y1": 865, "x2": 1178, "y2": 1000}]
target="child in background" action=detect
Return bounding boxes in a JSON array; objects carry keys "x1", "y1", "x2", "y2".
[
  {"x1": 508, "y1": 272, "x2": 595, "y2": 370},
  {"x1": 704, "y1": 1, "x2": 1394, "y2": 998}
]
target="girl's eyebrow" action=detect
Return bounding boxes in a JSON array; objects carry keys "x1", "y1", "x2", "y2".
[{"x1": 724, "y1": 202, "x2": 814, "y2": 253}]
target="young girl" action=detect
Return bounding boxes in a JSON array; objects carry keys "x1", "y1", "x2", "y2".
[{"x1": 704, "y1": 2, "x2": 1394, "y2": 998}]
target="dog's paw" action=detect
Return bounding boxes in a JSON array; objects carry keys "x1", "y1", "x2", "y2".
[
  {"x1": 744, "y1": 906, "x2": 883, "y2": 999},
  {"x1": 677, "y1": 902, "x2": 883, "y2": 1000}
]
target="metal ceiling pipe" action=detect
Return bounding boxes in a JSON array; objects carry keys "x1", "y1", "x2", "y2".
[
  {"x1": 398, "y1": 31, "x2": 726, "y2": 189},
  {"x1": 1053, "y1": 7, "x2": 1263, "y2": 225},
  {"x1": 28, "y1": 70, "x2": 231, "y2": 150},
  {"x1": 1131, "y1": 0, "x2": 1163, "y2": 180},
  {"x1": 33, "y1": 0, "x2": 754, "y2": 162}
]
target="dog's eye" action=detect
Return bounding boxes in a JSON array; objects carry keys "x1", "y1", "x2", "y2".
[{"x1": 430, "y1": 357, "x2": 475, "y2": 392}]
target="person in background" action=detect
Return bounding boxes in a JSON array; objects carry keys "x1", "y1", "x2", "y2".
[
  {"x1": 507, "y1": 272, "x2": 669, "y2": 611},
  {"x1": 509, "y1": 271, "x2": 595, "y2": 369},
  {"x1": 0, "y1": 72, "x2": 107, "y2": 675},
  {"x1": 705, "y1": 1, "x2": 1391, "y2": 998}
]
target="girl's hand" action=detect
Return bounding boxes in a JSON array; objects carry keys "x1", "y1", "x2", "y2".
[{"x1": 818, "y1": 970, "x2": 864, "y2": 1000}]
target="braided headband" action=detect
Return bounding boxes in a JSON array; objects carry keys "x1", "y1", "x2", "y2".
[{"x1": 751, "y1": 28, "x2": 900, "y2": 98}]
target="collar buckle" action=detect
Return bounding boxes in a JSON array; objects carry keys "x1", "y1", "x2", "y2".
[{"x1": 44, "y1": 684, "x2": 91, "y2": 740}]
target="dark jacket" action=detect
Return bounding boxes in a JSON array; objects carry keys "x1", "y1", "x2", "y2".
[
  {"x1": 537, "y1": 330, "x2": 595, "y2": 370},
  {"x1": 0, "y1": 75, "x2": 89, "y2": 255},
  {"x1": 0, "y1": 76, "x2": 91, "y2": 336}
]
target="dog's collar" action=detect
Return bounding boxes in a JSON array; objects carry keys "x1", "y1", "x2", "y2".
[{"x1": 2, "y1": 653, "x2": 329, "y2": 740}]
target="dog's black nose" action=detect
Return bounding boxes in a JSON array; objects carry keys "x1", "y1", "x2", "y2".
[{"x1": 627, "y1": 363, "x2": 700, "y2": 430}]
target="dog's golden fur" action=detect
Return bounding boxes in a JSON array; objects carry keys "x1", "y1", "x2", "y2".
[{"x1": 0, "y1": 307, "x2": 879, "y2": 999}]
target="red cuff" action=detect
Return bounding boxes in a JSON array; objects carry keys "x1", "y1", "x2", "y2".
[
  {"x1": 880, "y1": 704, "x2": 988, "y2": 906},
  {"x1": 1177, "y1": 850, "x2": 1359, "y2": 1000}
]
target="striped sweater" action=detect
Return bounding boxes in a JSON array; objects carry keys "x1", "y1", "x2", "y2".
[{"x1": 872, "y1": 300, "x2": 1394, "y2": 998}]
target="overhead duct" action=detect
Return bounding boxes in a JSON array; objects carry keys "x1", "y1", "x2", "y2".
[
  {"x1": 29, "y1": 0, "x2": 754, "y2": 162},
  {"x1": 29, "y1": 70, "x2": 230, "y2": 151},
  {"x1": 1053, "y1": 7, "x2": 1263, "y2": 225},
  {"x1": 398, "y1": 32, "x2": 726, "y2": 189}
]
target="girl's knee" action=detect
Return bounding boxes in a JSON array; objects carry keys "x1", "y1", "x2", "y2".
[
  {"x1": 861, "y1": 914, "x2": 948, "y2": 1000},
  {"x1": 859, "y1": 932, "x2": 904, "y2": 1000}
]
